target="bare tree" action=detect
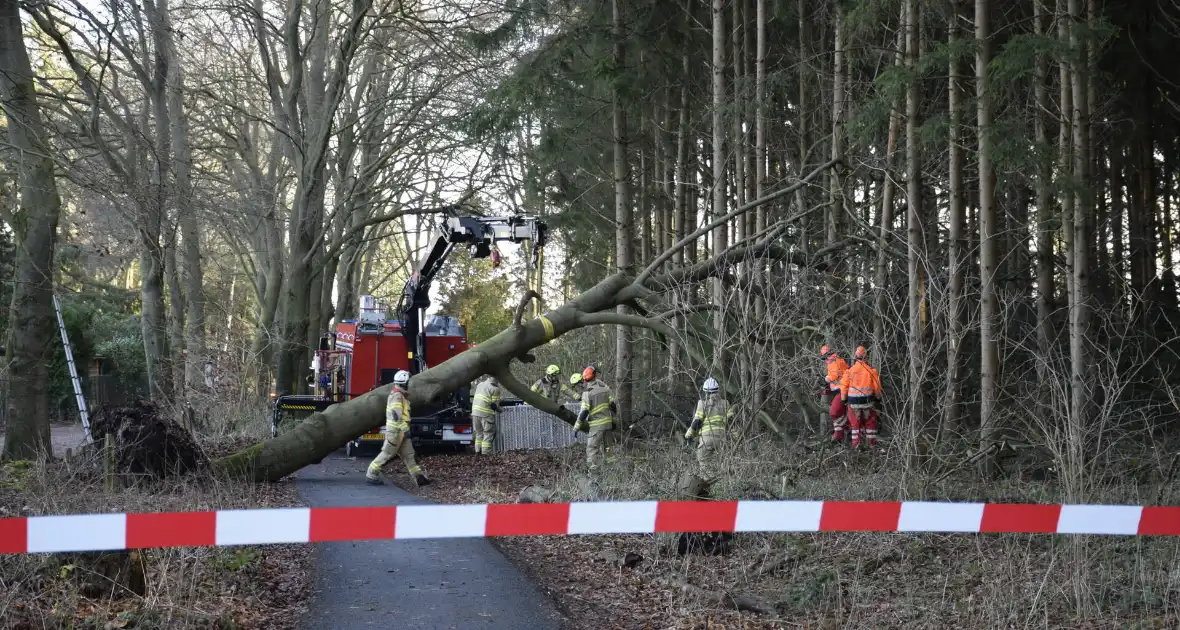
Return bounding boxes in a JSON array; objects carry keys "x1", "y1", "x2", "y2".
[
  {"x1": 977, "y1": 0, "x2": 1001, "y2": 471},
  {"x1": 0, "y1": 0, "x2": 64, "y2": 458}
]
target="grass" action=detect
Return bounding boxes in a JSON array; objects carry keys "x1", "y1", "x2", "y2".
[
  {"x1": 0, "y1": 419, "x2": 312, "y2": 630},
  {"x1": 395, "y1": 436, "x2": 1180, "y2": 630}
]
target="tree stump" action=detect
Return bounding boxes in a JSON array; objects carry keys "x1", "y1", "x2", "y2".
[{"x1": 517, "y1": 485, "x2": 557, "y2": 504}]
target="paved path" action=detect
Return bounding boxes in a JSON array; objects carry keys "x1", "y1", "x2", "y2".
[
  {"x1": 0, "y1": 423, "x2": 88, "y2": 455},
  {"x1": 297, "y1": 453, "x2": 564, "y2": 630}
]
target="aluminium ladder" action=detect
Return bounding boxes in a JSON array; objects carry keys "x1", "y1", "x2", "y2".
[{"x1": 52, "y1": 294, "x2": 91, "y2": 442}]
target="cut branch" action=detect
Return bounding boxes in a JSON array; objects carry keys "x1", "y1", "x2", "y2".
[{"x1": 514, "y1": 290, "x2": 541, "y2": 328}]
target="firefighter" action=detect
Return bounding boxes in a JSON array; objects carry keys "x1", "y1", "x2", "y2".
[
  {"x1": 684, "y1": 377, "x2": 733, "y2": 481},
  {"x1": 839, "y1": 346, "x2": 883, "y2": 448},
  {"x1": 569, "y1": 373, "x2": 585, "y2": 398},
  {"x1": 531, "y1": 364, "x2": 576, "y2": 404},
  {"x1": 574, "y1": 365, "x2": 617, "y2": 471},
  {"x1": 820, "y1": 345, "x2": 850, "y2": 442},
  {"x1": 471, "y1": 375, "x2": 503, "y2": 454},
  {"x1": 366, "y1": 370, "x2": 430, "y2": 487}
]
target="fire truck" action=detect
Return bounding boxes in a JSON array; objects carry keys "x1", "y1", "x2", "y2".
[{"x1": 270, "y1": 213, "x2": 548, "y2": 455}]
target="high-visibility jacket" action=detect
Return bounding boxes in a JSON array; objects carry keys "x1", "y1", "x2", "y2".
[
  {"x1": 840, "y1": 360, "x2": 882, "y2": 404},
  {"x1": 825, "y1": 355, "x2": 849, "y2": 392},
  {"x1": 688, "y1": 395, "x2": 733, "y2": 437},
  {"x1": 531, "y1": 377, "x2": 573, "y2": 403},
  {"x1": 386, "y1": 387, "x2": 411, "y2": 431},
  {"x1": 471, "y1": 380, "x2": 501, "y2": 417},
  {"x1": 580, "y1": 383, "x2": 617, "y2": 432}
]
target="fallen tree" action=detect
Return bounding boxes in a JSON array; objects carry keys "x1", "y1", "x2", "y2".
[{"x1": 217, "y1": 160, "x2": 841, "y2": 482}]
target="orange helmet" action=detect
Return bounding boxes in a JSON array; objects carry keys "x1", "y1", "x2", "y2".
[
  {"x1": 820, "y1": 345, "x2": 833, "y2": 357},
  {"x1": 854, "y1": 346, "x2": 867, "y2": 359},
  {"x1": 582, "y1": 365, "x2": 597, "y2": 381}
]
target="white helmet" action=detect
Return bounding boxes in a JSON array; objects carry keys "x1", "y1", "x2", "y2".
[
  {"x1": 393, "y1": 370, "x2": 411, "y2": 386},
  {"x1": 702, "y1": 377, "x2": 719, "y2": 393}
]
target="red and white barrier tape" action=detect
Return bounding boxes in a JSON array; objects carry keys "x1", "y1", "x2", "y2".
[{"x1": 2, "y1": 500, "x2": 1178, "y2": 554}]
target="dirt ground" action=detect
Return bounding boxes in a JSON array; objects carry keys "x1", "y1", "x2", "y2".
[
  {"x1": 0, "y1": 436, "x2": 313, "y2": 630},
  {"x1": 389, "y1": 442, "x2": 1180, "y2": 630}
]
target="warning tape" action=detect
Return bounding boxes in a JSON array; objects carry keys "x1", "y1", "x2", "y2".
[{"x1": 2, "y1": 500, "x2": 1178, "y2": 554}]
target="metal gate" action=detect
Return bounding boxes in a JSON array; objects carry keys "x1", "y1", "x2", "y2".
[{"x1": 493, "y1": 403, "x2": 583, "y2": 451}]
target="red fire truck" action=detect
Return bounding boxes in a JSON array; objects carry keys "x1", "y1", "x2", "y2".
[{"x1": 270, "y1": 213, "x2": 547, "y2": 455}]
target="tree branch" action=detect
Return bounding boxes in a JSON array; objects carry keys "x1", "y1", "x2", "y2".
[
  {"x1": 635, "y1": 158, "x2": 839, "y2": 285},
  {"x1": 492, "y1": 367, "x2": 578, "y2": 426},
  {"x1": 514, "y1": 290, "x2": 541, "y2": 327}
]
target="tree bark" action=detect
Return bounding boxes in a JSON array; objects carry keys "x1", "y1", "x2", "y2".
[
  {"x1": 1067, "y1": 0, "x2": 1091, "y2": 478},
  {"x1": 0, "y1": 0, "x2": 63, "y2": 459},
  {"x1": 905, "y1": 0, "x2": 925, "y2": 443},
  {"x1": 977, "y1": 0, "x2": 1000, "y2": 475},
  {"x1": 872, "y1": 4, "x2": 905, "y2": 348},
  {"x1": 613, "y1": 0, "x2": 633, "y2": 425},
  {"x1": 945, "y1": 0, "x2": 965, "y2": 433},
  {"x1": 711, "y1": 0, "x2": 728, "y2": 371},
  {"x1": 1034, "y1": 0, "x2": 1056, "y2": 362}
]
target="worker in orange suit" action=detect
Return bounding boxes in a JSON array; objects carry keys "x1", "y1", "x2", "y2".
[
  {"x1": 820, "y1": 345, "x2": 850, "y2": 442},
  {"x1": 839, "y1": 346, "x2": 883, "y2": 449}
]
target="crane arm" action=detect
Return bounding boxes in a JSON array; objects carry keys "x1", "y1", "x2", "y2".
[{"x1": 400, "y1": 213, "x2": 548, "y2": 373}]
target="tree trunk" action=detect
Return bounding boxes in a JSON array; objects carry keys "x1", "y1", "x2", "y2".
[
  {"x1": 977, "y1": 0, "x2": 1000, "y2": 474},
  {"x1": 1034, "y1": 0, "x2": 1056, "y2": 362},
  {"x1": 872, "y1": 5, "x2": 905, "y2": 348},
  {"x1": 753, "y1": 0, "x2": 766, "y2": 408},
  {"x1": 0, "y1": 0, "x2": 63, "y2": 459},
  {"x1": 829, "y1": 5, "x2": 844, "y2": 261},
  {"x1": 612, "y1": 0, "x2": 633, "y2": 425},
  {"x1": 165, "y1": 227, "x2": 186, "y2": 395},
  {"x1": 142, "y1": 0, "x2": 174, "y2": 402},
  {"x1": 163, "y1": 6, "x2": 205, "y2": 395},
  {"x1": 904, "y1": 0, "x2": 925, "y2": 445},
  {"x1": 944, "y1": 0, "x2": 965, "y2": 434},
  {"x1": 1067, "y1": 0, "x2": 1090, "y2": 481},
  {"x1": 710, "y1": 0, "x2": 727, "y2": 371}
]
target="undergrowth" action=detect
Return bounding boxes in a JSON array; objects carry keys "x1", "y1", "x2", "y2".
[
  {"x1": 0, "y1": 419, "x2": 311, "y2": 630},
  {"x1": 406, "y1": 435, "x2": 1180, "y2": 630}
]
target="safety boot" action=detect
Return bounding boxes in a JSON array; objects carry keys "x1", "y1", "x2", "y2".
[
  {"x1": 414, "y1": 473, "x2": 432, "y2": 487},
  {"x1": 365, "y1": 474, "x2": 385, "y2": 486}
]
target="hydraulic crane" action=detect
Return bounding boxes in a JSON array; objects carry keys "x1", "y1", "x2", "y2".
[
  {"x1": 270, "y1": 210, "x2": 548, "y2": 452},
  {"x1": 398, "y1": 213, "x2": 548, "y2": 374}
]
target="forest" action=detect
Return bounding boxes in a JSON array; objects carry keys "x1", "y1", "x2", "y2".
[
  {"x1": 4, "y1": 0, "x2": 1178, "y2": 482},
  {"x1": 3, "y1": 0, "x2": 1180, "y2": 625}
]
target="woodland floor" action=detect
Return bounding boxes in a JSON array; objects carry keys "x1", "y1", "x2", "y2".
[
  {"x1": 0, "y1": 434, "x2": 313, "y2": 630},
  {"x1": 391, "y1": 438, "x2": 1180, "y2": 630}
]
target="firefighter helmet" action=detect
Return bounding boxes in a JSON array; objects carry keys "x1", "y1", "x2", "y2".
[
  {"x1": 702, "y1": 377, "x2": 720, "y2": 393},
  {"x1": 546, "y1": 364, "x2": 561, "y2": 376},
  {"x1": 393, "y1": 370, "x2": 411, "y2": 386},
  {"x1": 854, "y1": 346, "x2": 867, "y2": 360},
  {"x1": 570, "y1": 373, "x2": 583, "y2": 386},
  {"x1": 582, "y1": 365, "x2": 597, "y2": 381}
]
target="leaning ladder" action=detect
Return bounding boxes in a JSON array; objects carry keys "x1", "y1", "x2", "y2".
[{"x1": 52, "y1": 294, "x2": 91, "y2": 442}]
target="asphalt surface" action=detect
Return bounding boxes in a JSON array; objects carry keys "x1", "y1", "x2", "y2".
[
  {"x1": 296, "y1": 451, "x2": 564, "y2": 630},
  {"x1": 0, "y1": 422, "x2": 89, "y2": 455}
]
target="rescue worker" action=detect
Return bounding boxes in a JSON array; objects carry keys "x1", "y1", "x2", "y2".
[
  {"x1": 531, "y1": 364, "x2": 576, "y2": 404},
  {"x1": 574, "y1": 365, "x2": 617, "y2": 471},
  {"x1": 471, "y1": 375, "x2": 503, "y2": 454},
  {"x1": 684, "y1": 377, "x2": 733, "y2": 481},
  {"x1": 839, "y1": 346, "x2": 883, "y2": 449},
  {"x1": 569, "y1": 373, "x2": 585, "y2": 399},
  {"x1": 820, "y1": 345, "x2": 850, "y2": 442},
  {"x1": 366, "y1": 370, "x2": 430, "y2": 487}
]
